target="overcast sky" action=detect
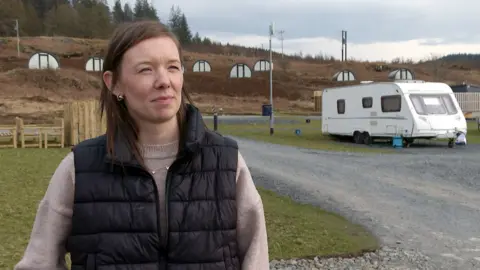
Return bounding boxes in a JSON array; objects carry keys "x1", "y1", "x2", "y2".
[{"x1": 109, "y1": 0, "x2": 480, "y2": 61}]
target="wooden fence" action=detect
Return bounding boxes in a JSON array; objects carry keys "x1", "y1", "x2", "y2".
[
  {"x1": 313, "y1": 90, "x2": 322, "y2": 113},
  {"x1": 64, "y1": 100, "x2": 106, "y2": 146},
  {"x1": 454, "y1": 93, "x2": 480, "y2": 114}
]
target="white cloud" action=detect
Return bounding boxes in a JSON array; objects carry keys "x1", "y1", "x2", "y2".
[
  {"x1": 107, "y1": 0, "x2": 480, "y2": 61},
  {"x1": 204, "y1": 32, "x2": 480, "y2": 62}
]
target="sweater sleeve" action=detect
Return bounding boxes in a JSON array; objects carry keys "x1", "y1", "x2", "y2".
[
  {"x1": 235, "y1": 151, "x2": 270, "y2": 269},
  {"x1": 14, "y1": 152, "x2": 75, "y2": 270}
]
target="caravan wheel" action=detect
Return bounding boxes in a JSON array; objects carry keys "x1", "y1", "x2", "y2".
[
  {"x1": 353, "y1": 131, "x2": 363, "y2": 144},
  {"x1": 362, "y1": 132, "x2": 372, "y2": 145},
  {"x1": 403, "y1": 139, "x2": 413, "y2": 148}
]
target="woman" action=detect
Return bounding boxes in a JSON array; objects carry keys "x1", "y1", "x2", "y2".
[{"x1": 15, "y1": 21, "x2": 269, "y2": 270}]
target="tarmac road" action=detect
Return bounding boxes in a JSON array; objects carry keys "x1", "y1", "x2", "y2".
[{"x1": 233, "y1": 136, "x2": 480, "y2": 270}]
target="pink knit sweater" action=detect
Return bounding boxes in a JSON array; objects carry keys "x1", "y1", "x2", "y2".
[{"x1": 14, "y1": 141, "x2": 269, "y2": 270}]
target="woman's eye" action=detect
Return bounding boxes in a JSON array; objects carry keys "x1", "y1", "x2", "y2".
[{"x1": 169, "y1": 66, "x2": 179, "y2": 70}]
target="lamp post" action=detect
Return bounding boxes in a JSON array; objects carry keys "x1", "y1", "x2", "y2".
[
  {"x1": 269, "y1": 22, "x2": 275, "y2": 135},
  {"x1": 14, "y1": 19, "x2": 20, "y2": 57}
]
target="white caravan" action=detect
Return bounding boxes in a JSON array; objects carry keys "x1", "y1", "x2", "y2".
[{"x1": 321, "y1": 80, "x2": 467, "y2": 147}]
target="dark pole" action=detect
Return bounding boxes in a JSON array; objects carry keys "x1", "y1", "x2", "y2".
[
  {"x1": 345, "y1": 31, "x2": 348, "y2": 61},
  {"x1": 213, "y1": 112, "x2": 218, "y2": 131},
  {"x1": 341, "y1": 30, "x2": 348, "y2": 62},
  {"x1": 341, "y1": 30, "x2": 344, "y2": 62},
  {"x1": 269, "y1": 22, "x2": 274, "y2": 136}
]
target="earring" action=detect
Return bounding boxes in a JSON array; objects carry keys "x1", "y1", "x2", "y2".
[{"x1": 117, "y1": 94, "x2": 124, "y2": 101}]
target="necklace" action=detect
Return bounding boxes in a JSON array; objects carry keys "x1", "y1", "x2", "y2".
[{"x1": 151, "y1": 165, "x2": 169, "y2": 175}]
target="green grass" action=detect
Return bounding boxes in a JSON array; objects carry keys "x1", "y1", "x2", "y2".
[
  {"x1": 466, "y1": 121, "x2": 480, "y2": 143},
  {"x1": 205, "y1": 118, "x2": 480, "y2": 152},
  {"x1": 0, "y1": 148, "x2": 71, "y2": 269},
  {"x1": 0, "y1": 148, "x2": 378, "y2": 268},
  {"x1": 206, "y1": 119, "x2": 390, "y2": 153},
  {"x1": 260, "y1": 188, "x2": 378, "y2": 260}
]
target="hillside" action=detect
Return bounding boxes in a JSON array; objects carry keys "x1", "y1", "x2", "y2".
[
  {"x1": 1, "y1": 36, "x2": 480, "y2": 123},
  {"x1": 439, "y1": 53, "x2": 480, "y2": 65}
]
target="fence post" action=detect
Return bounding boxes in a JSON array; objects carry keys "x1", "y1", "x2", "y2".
[{"x1": 213, "y1": 112, "x2": 218, "y2": 131}]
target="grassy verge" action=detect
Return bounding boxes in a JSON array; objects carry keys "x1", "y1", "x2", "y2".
[
  {"x1": 206, "y1": 119, "x2": 391, "y2": 153},
  {"x1": 260, "y1": 188, "x2": 378, "y2": 260},
  {"x1": 0, "y1": 148, "x2": 378, "y2": 268},
  {"x1": 466, "y1": 121, "x2": 480, "y2": 143},
  {"x1": 205, "y1": 118, "x2": 480, "y2": 151}
]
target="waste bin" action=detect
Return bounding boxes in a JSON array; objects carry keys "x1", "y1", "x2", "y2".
[{"x1": 262, "y1": 104, "x2": 272, "y2": 116}]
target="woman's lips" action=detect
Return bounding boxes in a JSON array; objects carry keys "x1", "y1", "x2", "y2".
[{"x1": 151, "y1": 96, "x2": 173, "y2": 104}]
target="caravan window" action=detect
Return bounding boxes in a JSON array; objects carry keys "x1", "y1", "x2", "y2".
[
  {"x1": 441, "y1": 95, "x2": 458, "y2": 114},
  {"x1": 409, "y1": 94, "x2": 458, "y2": 115},
  {"x1": 337, "y1": 99, "x2": 345, "y2": 114},
  {"x1": 381, "y1": 95, "x2": 401, "y2": 112},
  {"x1": 362, "y1": 97, "x2": 373, "y2": 108},
  {"x1": 410, "y1": 95, "x2": 426, "y2": 114}
]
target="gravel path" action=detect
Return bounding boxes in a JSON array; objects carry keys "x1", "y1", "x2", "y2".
[{"x1": 233, "y1": 137, "x2": 480, "y2": 270}]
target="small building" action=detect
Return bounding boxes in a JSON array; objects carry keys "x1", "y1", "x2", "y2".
[
  {"x1": 332, "y1": 69, "x2": 356, "y2": 82},
  {"x1": 28, "y1": 52, "x2": 60, "y2": 69},
  {"x1": 450, "y1": 83, "x2": 480, "y2": 116},
  {"x1": 449, "y1": 83, "x2": 480, "y2": 92},
  {"x1": 388, "y1": 68, "x2": 414, "y2": 80}
]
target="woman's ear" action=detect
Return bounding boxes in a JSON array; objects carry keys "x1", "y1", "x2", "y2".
[
  {"x1": 103, "y1": 71, "x2": 121, "y2": 95},
  {"x1": 103, "y1": 71, "x2": 113, "y2": 91}
]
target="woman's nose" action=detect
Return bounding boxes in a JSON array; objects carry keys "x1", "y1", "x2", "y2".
[{"x1": 153, "y1": 68, "x2": 170, "y2": 89}]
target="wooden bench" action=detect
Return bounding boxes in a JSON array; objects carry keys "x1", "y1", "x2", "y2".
[
  {"x1": 15, "y1": 117, "x2": 65, "y2": 148},
  {"x1": 43, "y1": 118, "x2": 65, "y2": 148},
  {"x1": 16, "y1": 117, "x2": 42, "y2": 148},
  {"x1": 0, "y1": 123, "x2": 17, "y2": 148}
]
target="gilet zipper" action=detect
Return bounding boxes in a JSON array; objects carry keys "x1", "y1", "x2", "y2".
[
  {"x1": 110, "y1": 151, "x2": 186, "y2": 268},
  {"x1": 163, "y1": 153, "x2": 185, "y2": 251},
  {"x1": 109, "y1": 161, "x2": 162, "y2": 264}
]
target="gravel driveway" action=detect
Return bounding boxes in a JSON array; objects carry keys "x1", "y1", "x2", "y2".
[{"x1": 233, "y1": 137, "x2": 480, "y2": 270}]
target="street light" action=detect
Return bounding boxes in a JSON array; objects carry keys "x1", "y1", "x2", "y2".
[{"x1": 269, "y1": 22, "x2": 275, "y2": 135}]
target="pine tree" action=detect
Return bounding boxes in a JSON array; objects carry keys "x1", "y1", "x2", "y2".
[
  {"x1": 74, "y1": 0, "x2": 111, "y2": 38},
  {"x1": 23, "y1": 0, "x2": 43, "y2": 35},
  {"x1": 167, "y1": 5, "x2": 182, "y2": 31},
  {"x1": 0, "y1": 0, "x2": 26, "y2": 36},
  {"x1": 134, "y1": 0, "x2": 157, "y2": 21},
  {"x1": 202, "y1": 37, "x2": 212, "y2": 45},
  {"x1": 0, "y1": 1, "x2": 214, "y2": 47},
  {"x1": 112, "y1": 0, "x2": 124, "y2": 24},
  {"x1": 192, "y1": 32, "x2": 202, "y2": 44},
  {"x1": 44, "y1": 3, "x2": 78, "y2": 36},
  {"x1": 145, "y1": 1, "x2": 159, "y2": 21},
  {"x1": 123, "y1": 3, "x2": 134, "y2": 22},
  {"x1": 178, "y1": 13, "x2": 192, "y2": 44},
  {"x1": 168, "y1": 5, "x2": 192, "y2": 45},
  {"x1": 133, "y1": 0, "x2": 147, "y2": 20}
]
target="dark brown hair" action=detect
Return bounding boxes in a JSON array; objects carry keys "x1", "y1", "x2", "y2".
[{"x1": 99, "y1": 20, "x2": 193, "y2": 165}]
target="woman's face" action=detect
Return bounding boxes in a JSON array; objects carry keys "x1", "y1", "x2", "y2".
[{"x1": 104, "y1": 36, "x2": 183, "y2": 125}]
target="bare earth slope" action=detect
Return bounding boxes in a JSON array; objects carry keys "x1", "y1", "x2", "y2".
[{"x1": 1, "y1": 36, "x2": 480, "y2": 123}]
